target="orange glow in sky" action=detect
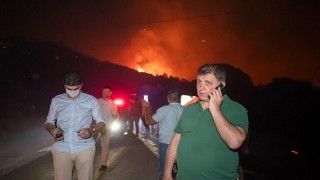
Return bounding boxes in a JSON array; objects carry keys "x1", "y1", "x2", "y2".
[
  {"x1": 2, "y1": 1, "x2": 319, "y2": 86},
  {"x1": 116, "y1": 27, "x2": 176, "y2": 78}
]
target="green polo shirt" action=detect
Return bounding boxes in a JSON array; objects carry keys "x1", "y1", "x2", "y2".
[{"x1": 175, "y1": 95, "x2": 249, "y2": 180}]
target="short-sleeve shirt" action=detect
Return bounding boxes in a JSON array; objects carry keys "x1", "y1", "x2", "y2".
[
  {"x1": 175, "y1": 95, "x2": 249, "y2": 180},
  {"x1": 45, "y1": 92, "x2": 104, "y2": 153},
  {"x1": 152, "y1": 103, "x2": 184, "y2": 144}
]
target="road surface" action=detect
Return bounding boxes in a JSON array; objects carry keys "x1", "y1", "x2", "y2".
[
  {"x1": 0, "y1": 125, "x2": 261, "y2": 180},
  {"x1": 0, "y1": 126, "x2": 160, "y2": 180}
]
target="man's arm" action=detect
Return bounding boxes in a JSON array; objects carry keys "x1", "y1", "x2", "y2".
[
  {"x1": 144, "y1": 105, "x2": 158, "y2": 125},
  {"x1": 94, "y1": 121, "x2": 106, "y2": 133},
  {"x1": 207, "y1": 87, "x2": 247, "y2": 150},
  {"x1": 111, "y1": 102, "x2": 119, "y2": 120},
  {"x1": 44, "y1": 123, "x2": 63, "y2": 141},
  {"x1": 45, "y1": 100, "x2": 63, "y2": 140},
  {"x1": 78, "y1": 121, "x2": 106, "y2": 139},
  {"x1": 163, "y1": 133, "x2": 180, "y2": 180},
  {"x1": 212, "y1": 110, "x2": 246, "y2": 150},
  {"x1": 44, "y1": 123, "x2": 55, "y2": 136},
  {"x1": 208, "y1": 89, "x2": 246, "y2": 149},
  {"x1": 91, "y1": 120, "x2": 106, "y2": 134}
]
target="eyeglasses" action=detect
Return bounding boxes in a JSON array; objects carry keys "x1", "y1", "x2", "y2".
[{"x1": 65, "y1": 85, "x2": 81, "y2": 91}]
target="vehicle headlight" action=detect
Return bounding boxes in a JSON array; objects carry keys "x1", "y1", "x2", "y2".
[{"x1": 111, "y1": 121, "x2": 121, "y2": 132}]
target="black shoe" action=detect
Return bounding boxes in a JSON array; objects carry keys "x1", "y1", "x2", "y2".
[{"x1": 99, "y1": 165, "x2": 107, "y2": 171}]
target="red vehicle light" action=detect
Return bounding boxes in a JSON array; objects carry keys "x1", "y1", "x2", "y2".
[{"x1": 114, "y1": 98, "x2": 125, "y2": 106}]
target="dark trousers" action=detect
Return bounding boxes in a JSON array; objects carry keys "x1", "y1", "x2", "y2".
[
  {"x1": 140, "y1": 116, "x2": 150, "y2": 133},
  {"x1": 129, "y1": 115, "x2": 140, "y2": 136}
]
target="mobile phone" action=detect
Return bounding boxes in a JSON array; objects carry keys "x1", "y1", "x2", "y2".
[
  {"x1": 143, "y1": 95, "x2": 149, "y2": 102},
  {"x1": 208, "y1": 83, "x2": 226, "y2": 99},
  {"x1": 216, "y1": 83, "x2": 226, "y2": 95},
  {"x1": 56, "y1": 129, "x2": 64, "y2": 138}
]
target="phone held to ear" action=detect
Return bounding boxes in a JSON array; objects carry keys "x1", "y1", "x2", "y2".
[
  {"x1": 216, "y1": 83, "x2": 226, "y2": 96},
  {"x1": 208, "y1": 83, "x2": 226, "y2": 99}
]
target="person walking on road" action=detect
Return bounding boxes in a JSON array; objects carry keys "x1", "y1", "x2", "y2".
[
  {"x1": 97, "y1": 85, "x2": 119, "y2": 171},
  {"x1": 128, "y1": 94, "x2": 143, "y2": 137},
  {"x1": 140, "y1": 96, "x2": 151, "y2": 137},
  {"x1": 163, "y1": 64, "x2": 249, "y2": 180},
  {"x1": 44, "y1": 71, "x2": 106, "y2": 180},
  {"x1": 145, "y1": 90, "x2": 184, "y2": 180}
]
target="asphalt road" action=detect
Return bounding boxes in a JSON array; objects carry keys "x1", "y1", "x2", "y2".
[
  {"x1": 99, "y1": 135, "x2": 159, "y2": 180},
  {"x1": 0, "y1": 125, "x2": 265, "y2": 180},
  {"x1": 0, "y1": 128, "x2": 53, "y2": 176},
  {"x1": 0, "y1": 127, "x2": 160, "y2": 180}
]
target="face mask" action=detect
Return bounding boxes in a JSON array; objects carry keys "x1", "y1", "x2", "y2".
[{"x1": 66, "y1": 89, "x2": 80, "y2": 97}]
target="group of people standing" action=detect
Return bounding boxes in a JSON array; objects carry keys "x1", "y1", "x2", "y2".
[
  {"x1": 127, "y1": 93, "x2": 151, "y2": 137},
  {"x1": 44, "y1": 63, "x2": 249, "y2": 180}
]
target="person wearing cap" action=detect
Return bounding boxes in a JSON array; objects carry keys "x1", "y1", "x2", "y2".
[{"x1": 44, "y1": 71, "x2": 106, "y2": 180}]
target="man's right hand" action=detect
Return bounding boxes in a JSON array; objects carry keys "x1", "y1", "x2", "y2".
[{"x1": 51, "y1": 128, "x2": 64, "y2": 141}]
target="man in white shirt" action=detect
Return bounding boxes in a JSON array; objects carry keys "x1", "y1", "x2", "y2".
[
  {"x1": 97, "y1": 85, "x2": 119, "y2": 171},
  {"x1": 45, "y1": 71, "x2": 106, "y2": 180}
]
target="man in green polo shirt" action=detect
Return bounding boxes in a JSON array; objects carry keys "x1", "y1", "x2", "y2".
[{"x1": 163, "y1": 64, "x2": 249, "y2": 180}]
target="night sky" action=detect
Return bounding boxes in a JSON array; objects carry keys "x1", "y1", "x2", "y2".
[{"x1": 1, "y1": 0, "x2": 319, "y2": 86}]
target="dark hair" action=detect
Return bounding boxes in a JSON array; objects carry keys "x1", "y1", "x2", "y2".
[
  {"x1": 167, "y1": 90, "x2": 181, "y2": 103},
  {"x1": 64, "y1": 71, "x2": 82, "y2": 86},
  {"x1": 197, "y1": 64, "x2": 226, "y2": 82},
  {"x1": 103, "y1": 85, "x2": 112, "y2": 91}
]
